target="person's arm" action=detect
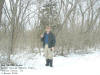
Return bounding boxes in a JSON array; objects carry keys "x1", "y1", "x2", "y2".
[
  {"x1": 40, "y1": 33, "x2": 45, "y2": 42},
  {"x1": 51, "y1": 33, "x2": 56, "y2": 49}
]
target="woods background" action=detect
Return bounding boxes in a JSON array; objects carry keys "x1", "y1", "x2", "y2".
[{"x1": 0, "y1": 0, "x2": 100, "y2": 64}]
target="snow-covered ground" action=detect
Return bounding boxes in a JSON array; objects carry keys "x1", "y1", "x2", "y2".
[{"x1": 1, "y1": 50, "x2": 100, "y2": 75}]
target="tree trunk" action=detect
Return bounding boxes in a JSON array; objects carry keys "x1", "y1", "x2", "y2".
[{"x1": 0, "y1": 0, "x2": 5, "y2": 24}]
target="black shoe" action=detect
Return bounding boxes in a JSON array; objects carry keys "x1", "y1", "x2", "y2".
[
  {"x1": 49, "y1": 59, "x2": 53, "y2": 67},
  {"x1": 45, "y1": 59, "x2": 49, "y2": 66}
]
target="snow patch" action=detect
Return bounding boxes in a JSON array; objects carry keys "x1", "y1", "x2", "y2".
[{"x1": 1, "y1": 50, "x2": 100, "y2": 75}]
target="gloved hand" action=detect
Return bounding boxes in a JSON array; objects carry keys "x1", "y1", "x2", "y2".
[{"x1": 51, "y1": 47, "x2": 54, "y2": 51}]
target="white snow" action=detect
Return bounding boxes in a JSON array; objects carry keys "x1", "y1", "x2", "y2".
[
  {"x1": 8, "y1": 50, "x2": 100, "y2": 75},
  {"x1": 1, "y1": 50, "x2": 100, "y2": 75}
]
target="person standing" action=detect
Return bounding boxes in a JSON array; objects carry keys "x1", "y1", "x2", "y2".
[{"x1": 41, "y1": 26, "x2": 56, "y2": 67}]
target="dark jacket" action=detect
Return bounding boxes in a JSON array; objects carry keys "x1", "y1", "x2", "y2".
[{"x1": 41, "y1": 32, "x2": 56, "y2": 48}]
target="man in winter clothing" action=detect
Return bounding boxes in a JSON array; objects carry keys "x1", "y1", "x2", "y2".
[{"x1": 41, "y1": 26, "x2": 56, "y2": 67}]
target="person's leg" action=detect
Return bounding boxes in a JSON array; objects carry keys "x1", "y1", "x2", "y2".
[
  {"x1": 49, "y1": 59, "x2": 53, "y2": 67},
  {"x1": 48, "y1": 48, "x2": 53, "y2": 67},
  {"x1": 46, "y1": 59, "x2": 49, "y2": 66},
  {"x1": 44, "y1": 45, "x2": 49, "y2": 66}
]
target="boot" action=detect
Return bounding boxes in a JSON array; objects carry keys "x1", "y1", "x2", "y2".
[
  {"x1": 45, "y1": 59, "x2": 49, "y2": 66},
  {"x1": 49, "y1": 59, "x2": 53, "y2": 67}
]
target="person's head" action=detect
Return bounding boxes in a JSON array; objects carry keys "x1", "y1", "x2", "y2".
[{"x1": 45, "y1": 26, "x2": 51, "y2": 33}]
